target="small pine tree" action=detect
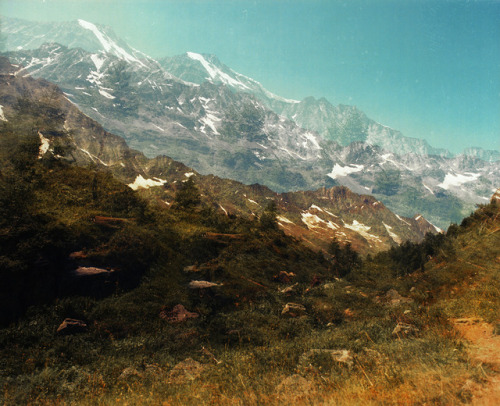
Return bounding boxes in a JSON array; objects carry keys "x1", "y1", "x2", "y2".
[
  {"x1": 328, "y1": 238, "x2": 361, "y2": 277},
  {"x1": 259, "y1": 200, "x2": 278, "y2": 230},
  {"x1": 173, "y1": 177, "x2": 201, "y2": 209}
]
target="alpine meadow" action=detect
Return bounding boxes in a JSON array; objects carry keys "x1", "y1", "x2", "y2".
[{"x1": 0, "y1": 1, "x2": 499, "y2": 405}]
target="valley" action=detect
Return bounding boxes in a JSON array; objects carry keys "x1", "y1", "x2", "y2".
[{"x1": 0, "y1": 10, "x2": 498, "y2": 406}]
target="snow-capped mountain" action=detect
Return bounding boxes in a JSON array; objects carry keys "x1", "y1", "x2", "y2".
[
  {"x1": 3, "y1": 16, "x2": 153, "y2": 68},
  {"x1": 0, "y1": 57, "x2": 437, "y2": 255},
  {"x1": 159, "y1": 52, "x2": 298, "y2": 111},
  {"x1": 2, "y1": 16, "x2": 498, "y2": 229}
]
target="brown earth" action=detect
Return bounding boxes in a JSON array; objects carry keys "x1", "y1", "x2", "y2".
[{"x1": 453, "y1": 318, "x2": 500, "y2": 405}]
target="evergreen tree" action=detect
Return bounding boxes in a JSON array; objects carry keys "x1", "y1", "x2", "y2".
[
  {"x1": 259, "y1": 200, "x2": 278, "y2": 230},
  {"x1": 173, "y1": 177, "x2": 201, "y2": 209}
]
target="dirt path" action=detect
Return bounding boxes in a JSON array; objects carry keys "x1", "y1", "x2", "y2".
[{"x1": 453, "y1": 318, "x2": 500, "y2": 405}]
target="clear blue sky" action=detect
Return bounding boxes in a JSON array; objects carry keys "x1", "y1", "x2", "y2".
[{"x1": 2, "y1": 0, "x2": 499, "y2": 153}]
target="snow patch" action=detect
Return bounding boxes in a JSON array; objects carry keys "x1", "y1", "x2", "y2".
[
  {"x1": 187, "y1": 52, "x2": 250, "y2": 90},
  {"x1": 78, "y1": 148, "x2": 109, "y2": 166},
  {"x1": 199, "y1": 113, "x2": 220, "y2": 134},
  {"x1": 0, "y1": 105, "x2": 7, "y2": 122},
  {"x1": 327, "y1": 164, "x2": 364, "y2": 179},
  {"x1": 302, "y1": 132, "x2": 322, "y2": 150},
  {"x1": 438, "y1": 172, "x2": 481, "y2": 190},
  {"x1": 219, "y1": 205, "x2": 228, "y2": 215},
  {"x1": 128, "y1": 175, "x2": 167, "y2": 190},
  {"x1": 90, "y1": 53, "x2": 105, "y2": 71},
  {"x1": 302, "y1": 212, "x2": 339, "y2": 231},
  {"x1": 277, "y1": 215, "x2": 294, "y2": 224},
  {"x1": 423, "y1": 184, "x2": 434, "y2": 195},
  {"x1": 152, "y1": 124, "x2": 165, "y2": 132},
  {"x1": 343, "y1": 220, "x2": 382, "y2": 243},
  {"x1": 383, "y1": 222, "x2": 401, "y2": 244},
  {"x1": 78, "y1": 19, "x2": 145, "y2": 66},
  {"x1": 98, "y1": 89, "x2": 115, "y2": 99},
  {"x1": 395, "y1": 214, "x2": 411, "y2": 226},
  {"x1": 184, "y1": 172, "x2": 194, "y2": 178},
  {"x1": 38, "y1": 132, "x2": 50, "y2": 158}
]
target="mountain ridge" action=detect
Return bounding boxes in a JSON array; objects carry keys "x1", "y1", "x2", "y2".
[
  {"x1": 0, "y1": 57, "x2": 436, "y2": 254},
  {"x1": 2, "y1": 16, "x2": 498, "y2": 229}
]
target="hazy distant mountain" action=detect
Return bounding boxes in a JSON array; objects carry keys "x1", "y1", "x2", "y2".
[
  {"x1": 2, "y1": 16, "x2": 498, "y2": 229},
  {"x1": 159, "y1": 52, "x2": 453, "y2": 157}
]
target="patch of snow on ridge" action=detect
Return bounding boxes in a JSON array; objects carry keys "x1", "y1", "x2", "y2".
[
  {"x1": 128, "y1": 175, "x2": 167, "y2": 190},
  {"x1": 186, "y1": 52, "x2": 250, "y2": 90},
  {"x1": 395, "y1": 214, "x2": 411, "y2": 226},
  {"x1": 438, "y1": 172, "x2": 481, "y2": 190},
  {"x1": 301, "y1": 212, "x2": 339, "y2": 231},
  {"x1": 199, "y1": 113, "x2": 220, "y2": 134},
  {"x1": 90, "y1": 53, "x2": 105, "y2": 71},
  {"x1": 0, "y1": 105, "x2": 7, "y2": 122},
  {"x1": 343, "y1": 220, "x2": 382, "y2": 243},
  {"x1": 98, "y1": 89, "x2": 115, "y2": 99},
  {"x1": 383, "y1": 222, "x2": 401, "y2": 244},
  {"x1": 423, "y1": 184, "x2": 434, "y2": 195},
  {"x1": 184, "y1": 172, "x2": 194, "y2": 178},
  {"x1": 302, "y1": 132, "x2": 322, "y2": 150},
  {"x1": 277, "y1": 216, "x2": 294, "y2": 224},
  {"x1": 327, "y1": 164, "x2": 364, "y2": 179},
  {"x1": 78, "y1": 19, "x2": 145, "y2": 67}
]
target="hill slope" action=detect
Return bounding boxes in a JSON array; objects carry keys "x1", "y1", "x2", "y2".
[{"x1": 0, "y1": 57, "x2": 433, "y2": 257}]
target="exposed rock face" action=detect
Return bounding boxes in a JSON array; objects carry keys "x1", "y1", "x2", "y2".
[
  {"x1": 159, "y1": 304, "x2": 199, "y2": 323},
  {"x1": 56, "y1": 318, "x2": 87, "y2": 335}
]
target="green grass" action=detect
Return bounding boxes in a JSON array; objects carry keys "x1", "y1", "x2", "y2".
[{"x1": 1, "y1": 123, "x2": 499, "y2": 404}]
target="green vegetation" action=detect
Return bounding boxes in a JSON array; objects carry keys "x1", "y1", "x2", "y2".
[{"x1": 1, "y1": 101, "x2": 499, "y2": 404}]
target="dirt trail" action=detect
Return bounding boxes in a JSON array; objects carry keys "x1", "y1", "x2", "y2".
[{"x1": 453, "y1": 318, "x2": 500, "y2": 405}]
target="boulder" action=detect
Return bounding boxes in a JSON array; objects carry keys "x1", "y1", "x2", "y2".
[
  {"x1": 159, "y1": 304, "x2": 199, "y2": 323},
  {"x1": 374, "y1": 289, "x2": 413, "y2": 307},
  {"x1": 276, "y1": 374, "x2": 314, "y2": 398},
  {"x1": 168, "y1": 358, "x2": 205, "y2": 384},
  {"x1": 56, "y1": 318, "x2": 87, "y2": 335},
  {"x1": 281, "y1": 302, "x2": 306, "y2": 317},
  {"x1": 73, "y1": 266, "x2": 113, "y2": 277},
  {"x1": 279, "y1": 283, "x2": 298, "y2": 294},
  {"x1": 188, "y1": 280, "x2": 221, "y2": 289}
]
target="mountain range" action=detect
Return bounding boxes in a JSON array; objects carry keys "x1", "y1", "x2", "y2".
[
  {"x1": 0, "y1": 56, "x2": 439, "y2": 255},
  {"x1": 1, "y1": 16, "x2": 498, "y2": 229}
]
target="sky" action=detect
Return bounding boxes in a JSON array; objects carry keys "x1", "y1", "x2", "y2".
[{"x1": 1, "y1": 0, "x2": 499, "y2": 154}]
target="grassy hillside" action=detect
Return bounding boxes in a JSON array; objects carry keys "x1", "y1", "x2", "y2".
[{"x1": 1, "y1": 113, "x2": 499, "y2": 404}]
